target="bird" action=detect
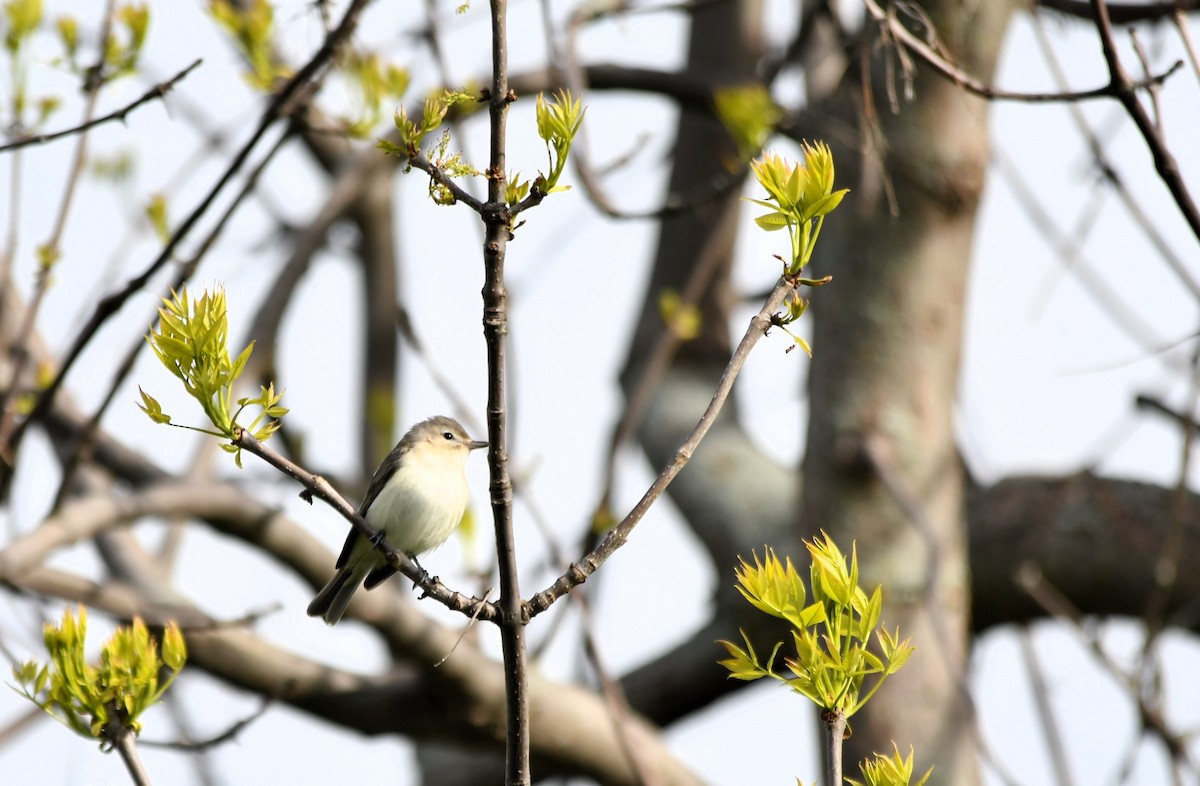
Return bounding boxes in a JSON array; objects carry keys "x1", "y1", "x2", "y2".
[{"x1": 307, "y1": 416, "x2": 487, "y2": 625}]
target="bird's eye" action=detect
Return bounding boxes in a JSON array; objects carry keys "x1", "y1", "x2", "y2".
[{"x1": 442, "y1": 431, "x2": 454, "y2": 441}]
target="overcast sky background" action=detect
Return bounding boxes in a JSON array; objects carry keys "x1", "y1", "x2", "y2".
[{"x1": 2, "y1": 1, "x2": 1200, "y2": 784}]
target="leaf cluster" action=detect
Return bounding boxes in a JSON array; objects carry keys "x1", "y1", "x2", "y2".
[
  {"x1": 103, "y1": 3, "x2": 148, "y2": 79},
  {"x1": 210, "y1": 0, "x2": 288, "y2": 90},
  {"x1": 380, "y1": 88, "x2": 583, "y2": 213},
  {"x1": 846, "y1": 744, "x2": 933, "y2": 786},
  {"x1": 12, "y1": 606, "x2": 186, "y2": 746},
  {"x1": 139, "y1": 286, "x2": 287, "y2": 466},
  {"x1": 748, "y1": 142, "x2": 847, "y2": 354},
  {"x1": 657, "y1": 289, "x2": 701, "y2": 341},
  {"x1": 381, "y1": 88, "x2": 476, "y2": 160},
  {"x1": 714, "y1": 83, "x2": 782, "y2": 161},
  {"x1": 3, "y1": 0, "x2": 39, "y2": 56},
  {"x1": 749, "y1": 143, "x2": 848, "y2": 277},
  {"x1": 337, "y1": 49, "x2": 410, "y2": 138},
  {"x1": 533, "y1": 89, "x2": 583, "y2": 196},
  {"x1": 718, "y1": 534, "x2": 914, "y2": 719}
]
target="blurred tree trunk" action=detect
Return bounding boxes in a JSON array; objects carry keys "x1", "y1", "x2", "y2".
[{"x1": 625, "y1": 1, "x2": 1018, "y2": 782}]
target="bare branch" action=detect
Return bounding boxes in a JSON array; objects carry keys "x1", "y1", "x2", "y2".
[
  {"x1": 1089, "y1": 0, "x2": 1200, "y2": 243},
  {"x1": 527, "y1": 276, "x2": 795, "y2": 615},
  {"x1": 863, "y1": 0, "x2": 1183, "y2": 103},
  {"x1": 0, "y1": 59, "x2": 203, "y2": 154}
]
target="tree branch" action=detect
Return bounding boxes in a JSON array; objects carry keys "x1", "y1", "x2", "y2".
[
  {"x1": 863, "y1": 0, "x2": 1183, "y2": 103},
  {"x1": 0, "y1": 59, "x2": 202, "y2": 154},
  {"x1": 1089, "y1": 0, "x2": 1200, "y2": 243},
  {"x1": 526, "y1": 277, "x2": 795, "y2": 615}
]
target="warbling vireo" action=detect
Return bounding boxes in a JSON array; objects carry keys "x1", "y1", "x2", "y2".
[{"x1": 306, "y1": 416, "x2": 487, "y2": 625}]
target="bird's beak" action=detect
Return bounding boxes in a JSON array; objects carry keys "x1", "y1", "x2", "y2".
[{"x1": 468, "y1": 440, "x2": 488, "y2": 450}]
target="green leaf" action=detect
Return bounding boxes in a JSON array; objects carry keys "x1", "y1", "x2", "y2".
[
  {"x1": 4, "y1": 0, "x2": 42, "y2": 53},
  {"x1": 145, "y1": 193, "x2": 169, "y2": 243},
  {"x1": 136, "y1": 387, "x2": 171, "y2": 424},
  {"x1": 753, "y1": 211, "x2": 791, "y2": 231},
  {"x1": 55, "y1": 15, "x2": 77, "y2": 61},
  {"x1": 161, "y1": 622, "x2": 186, "y2": 672},
  {"x1": 713, "y1": 83, "x2": 780, "y2": 159},
  {"x1": 230, "y1": 340, "x2": 254, "y2": 379}
]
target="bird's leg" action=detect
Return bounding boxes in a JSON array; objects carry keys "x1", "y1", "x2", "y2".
[{"x1": 409, "y1": 554, "x2": 432, "y2": 589}]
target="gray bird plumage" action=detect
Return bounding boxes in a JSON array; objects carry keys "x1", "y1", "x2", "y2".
[{"x1": 306, "y1": 416, "x2": 486, "y2": 625}]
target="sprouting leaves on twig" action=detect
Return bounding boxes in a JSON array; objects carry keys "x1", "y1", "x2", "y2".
[
  {"x1": 139, "y1": 286, "x2": 287, "y2": 466},
  {"x1": 533, "y1": 89, "x2": 584, "y2": 196},
  {"x1": 748, "y1": 142, "x2": 847, "y2": 355},
  {"x1": 846, "y1": 744, "x2": 934, "y2": 786},
  {"x1": 12, "y1": 606, "x2": 186, "y2": 747},
  {"x1": 718, "y1": 534, "x2": 914, "y2": 720}
]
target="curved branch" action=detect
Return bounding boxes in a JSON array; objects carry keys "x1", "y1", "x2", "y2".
[{"x1": 525, "y1": 276, "x2": 796, "y2": 616}]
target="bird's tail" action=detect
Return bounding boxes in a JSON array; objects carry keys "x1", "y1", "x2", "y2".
[{"x1": 306, "y1": 565, "x2": 365, "y2": 625}]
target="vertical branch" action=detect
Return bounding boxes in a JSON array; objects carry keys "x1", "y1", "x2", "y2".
[
  {"x1": 821, "y1": 710, "x2": 846, "y2": 786},
  {"x1": 482, "y1": 1, "x2": 529, "y2": 784}
]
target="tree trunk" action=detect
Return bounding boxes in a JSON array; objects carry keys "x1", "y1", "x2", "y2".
[{"x1": 798, "y1": 2, "x2": 1018, "y2": 782}]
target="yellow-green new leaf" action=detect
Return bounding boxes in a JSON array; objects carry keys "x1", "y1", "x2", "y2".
[
  {"x1": 734, "y1": 549, "x2": 808, "y2": 624},
  {"x1": 136, "y1": 387, "x2": 171, "y2": 424},
  {"x1": 754, "y1": 211, "x2": 791, "y2": 231},
  {"x1": 718, "y1": 634, "x2": 764, "y2": 681},
  {"x1": 161, "y1": 622, "x2": 186, "y2": 671},
  {"x1": 4, "y1": 0, "x2": 42, "y2": 53},
  {"x1": 145, "y1": 193, "x2": 170, "y2": 243},
  {"x1": 801, "y1": 188, "x2": 850, "y2": 223}
]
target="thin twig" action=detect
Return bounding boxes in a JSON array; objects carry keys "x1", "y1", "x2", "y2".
[
  {"x1": 527, "y1": 277, "x2": 794, "y2": 615},
  {"x1": 1172, "y1": 10, "x2": 1200, "y2": 83},
  {"x1": 863, "y1": 0, "x2": 1183, "y2": 103},
  {"x1": 0, "y1": 59, "x2": 202, "y2": 154},
  {"x1": 1128, "y1": 30, "x2": 1166, "y2": 132},
  {"x1": 1015, "y1": 563, "x2": 1194, "y2": 768},
  {"x1": 140, "y1": 700, "x2": 271, "y2": 753},
  {"x1": 1090, "y1": 0, "x2": 1200, "y2": 243},
  {"x1": 1026, "y1": 14, "x2": 1200, "y2": 302},
  {"x1": 1039, "y1": 0, "x2": 1200, "y2": 24},
  {"x1": 1017, "y1": 627, "x2": 1077, "y2": 786},
  {"x1": 434, "y1": 588, "x2": 494, "y2": 667}
]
